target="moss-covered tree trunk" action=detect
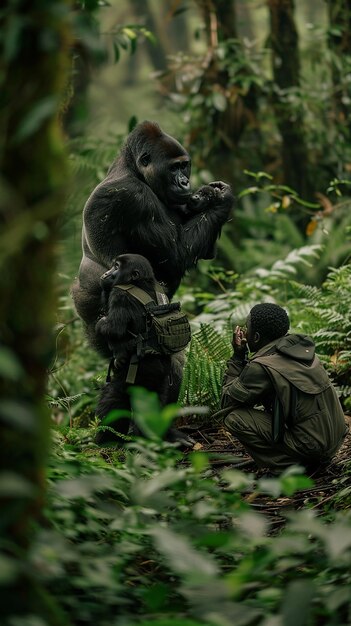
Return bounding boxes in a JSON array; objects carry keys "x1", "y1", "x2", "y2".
[
  {"x1": 267, "y1": 0, "x2": 314, "y2": 201},
  {"x1": 0, "y1": 0, "x2": 71, "y2": 622}
]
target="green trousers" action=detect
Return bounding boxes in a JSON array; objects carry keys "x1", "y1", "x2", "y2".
[{"x1": 224, "y1": 407, "x2": 346, "y2": 473}]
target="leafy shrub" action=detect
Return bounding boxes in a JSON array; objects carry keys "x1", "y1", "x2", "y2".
[{"x1": 17, "y1": 395, "x2": 350, "y2": 626}]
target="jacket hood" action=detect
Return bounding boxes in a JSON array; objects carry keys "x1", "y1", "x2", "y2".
[
  {"x1": 253, "y1": 334, "x2": 330, "y2": 394},
  {"x1": 275, "y1": 334, "x2": 315, "y2": 363}
]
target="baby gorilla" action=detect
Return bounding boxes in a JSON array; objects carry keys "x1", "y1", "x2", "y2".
[
  {"x1": 187, "y1": 183, "x2": 226, "y2": 258},
  {"x1": 95, "y1": 253, "x2": 193, "y2": 447},
  {"x1": 187, "y1": 183, "x2": 223, "y2": 213}
]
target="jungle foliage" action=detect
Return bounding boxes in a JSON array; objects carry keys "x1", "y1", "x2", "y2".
[{"x1": 1, "y1": 1, "x2": 351, "y2": 626}]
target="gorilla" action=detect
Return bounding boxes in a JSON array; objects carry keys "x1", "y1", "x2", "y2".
[
  {"x1": 186, "y1": 184, "x2": 228, "y2": 258},
  {"x1": 188, "y1": 183, "x2": 224, "y2": 213},
  {"x1": 72, "y1": 121, "x2": 234, "y2": 355},
  {"x1": 94, "y1": 253, "x2": 192, "y2": 446}
]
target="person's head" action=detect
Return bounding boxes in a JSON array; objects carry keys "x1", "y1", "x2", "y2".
[{"x1": 246, "y1": 303, "x2": 289, "y2": 352}]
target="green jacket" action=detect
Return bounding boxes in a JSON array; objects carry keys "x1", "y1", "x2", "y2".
[{"x1": 221, "y1": 334, "x2": 346, "y2": 458}]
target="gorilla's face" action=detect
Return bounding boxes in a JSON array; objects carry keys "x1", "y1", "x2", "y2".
[
  {"x1": 166, "y1": 156, "x2": 191, "y2": 202},
  {"x1": 136, "y1": 130, "x2": 191, "y2": 206},
  {"x1": 100, "y1": 254, "x2": 154, "y2": 288}
]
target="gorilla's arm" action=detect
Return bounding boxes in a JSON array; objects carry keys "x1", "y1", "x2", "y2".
[
  {"x1": 95, "y1": 292, "x2": 141, "y2": 359},
  {"x1": 83, "y1": 178, "x2": 180, "y2": 269},
  {"x1": 81, "y1": 175, "x2": 233, "y2": 303}
]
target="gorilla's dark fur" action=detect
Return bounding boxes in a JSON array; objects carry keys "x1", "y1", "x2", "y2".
[
  {"x1": 94, "y1": 253, "x2": 187, "y2": 446},
  {"x1": 72, "y1": 121, "x2": 234, "y2": 356}
]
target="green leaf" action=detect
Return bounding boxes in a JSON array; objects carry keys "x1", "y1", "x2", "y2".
[
  {"x1": 0, "y1": 399, "x2": 37, "y2": 432},
  {"x1": 243, "y1": 169, "x2": 273, "y2": 181},
  {"x1": 13, "y1": 96, "x2": 59, "y2": 143},
  {"x1": 281, "y1": 580, "x2": 315, "y2": 626},
  {"x1": 113, "y1": 42, "x2": 120, "y2": 62},
  {"x1": 141, "y1": 583, "x2": 170, "y2": 611},
  {"x1": 0, "y1": 347, "x2": 24, "y2": 381},
  {"x1": 212, "y1": 92, "x2": 227, "y2": 112},
  {"x1": 323, "y1": 522, "x2": 351, "y2": 559},
  {"x1": 280, "y1": 474, "x2": 313, "y2": 496},
  {"x1": 0, "y1": 472, "x2": 36, "y2": 498},
  {"x1": 238, "y1": 186, "x2": 259, "y2": 197},
  {"x1": 0, "y1": 555, "x2": 19, "y2": 584},
  {"x1": 138, "y1": 617, "x2": 211, "y2": 626},
  {"x1": 258, "y1": 467, "x2": 313, "y2": 498},
  {"x1": 122, "y1": 27, "x2": 137, "y2": 40},
  {"x1": 142, "y1": 29, "x2": 157, "y2": 45},
  {"x1": 128, "y1": 115, "x2": 138, "y2": 132},
  {"x1": 222, "y1": 469, "x2": 255, "y2": 490},
  {"x1": 130, "y1": 36, "x2": 137, "y2": 55},
  {"x1": 100, "y1": 409, "x2": 131, "y2": 426},
  {"x1": 3, "y1": 15, "x2": 25, "y2": 62},
  {"x1": 150, "y1": 526, "x2": 219, "y2": 579},
  {"x1": 130, "y1": 387, "x2": 176, "y2": 439},
  {"x1": 55, "y1": 474, "x2": 116, "y2": 499},
  {"x1": 237, "y1": 512, "x2": 267, "y2": 538},
  {"x1": 189, "y1": 451, "x2": 209, "y2": 472},
  {"x1": 132, "y1": 468, "x2": 187, "y2": 503}
]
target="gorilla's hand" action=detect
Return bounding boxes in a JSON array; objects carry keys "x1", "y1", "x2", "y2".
[
  {"x1": 208, "y1": 181, "x2": 229, "y2": 190},
  {"x1": 187, "y1": 181, "x2": 233, "y2": 214},
  {"x1": 208, "y1": 180, "x2": 232, "y2": 198}
]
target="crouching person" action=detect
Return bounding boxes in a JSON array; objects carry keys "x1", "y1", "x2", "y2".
[{"x1": 221, "y1": 303, "x2": 348, "y2": 473}]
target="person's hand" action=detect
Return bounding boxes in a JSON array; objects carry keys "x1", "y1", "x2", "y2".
[{"x1": 232, "y1": 325, "x2": 248, "y2": 359}]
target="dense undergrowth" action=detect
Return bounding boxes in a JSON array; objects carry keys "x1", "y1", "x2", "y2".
[
  {"x1": 40, "y1": 241, "x2": 351, "y2": 625},
  {"x1": 35, "y1": 403, "x2": 351, "y2": 626}
]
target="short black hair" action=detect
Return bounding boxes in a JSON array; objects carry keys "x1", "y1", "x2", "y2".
[{"x1": 249, "y1": 303, "x2": 289, "y2": 341}]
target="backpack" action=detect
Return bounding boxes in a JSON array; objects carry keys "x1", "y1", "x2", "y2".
[{"x1": 113, "y1": 284, "x2": 191, "y2": 384}]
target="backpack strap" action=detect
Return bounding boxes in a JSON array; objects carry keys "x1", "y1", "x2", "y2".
[
  {"x1": 114, "y1": 283, "x2": 169, "y2": 307},
  {"x1": 106, "y1": 357, "x2": 115, "y2": 383},
  {"x1": 126, "y1": 354, "x2": 139, "y2": 385},
  {"x1": 114, "y1": 284, "x2": 153, "y2": 305}
]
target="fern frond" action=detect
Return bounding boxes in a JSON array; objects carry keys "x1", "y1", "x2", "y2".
[
  {"x1": 47, "y1": 393, "x2": 84, "y2": 409},
  {"x1": 179, "y1": 323, "x2": 231, "y2": 414},
  {"x1": 253, "y1": 244, "x2": 323, "y2": 281},
  {"x1": 285, "y1": 281, "x2": 320, "y2": 301},
  {"x1": 336, "y1": 385, "x2": 351, "y2": 398}
]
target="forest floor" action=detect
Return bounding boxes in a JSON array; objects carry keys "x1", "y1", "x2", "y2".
[{"x1": 180, "y1": 416, "x2": 351, "y2": 532}]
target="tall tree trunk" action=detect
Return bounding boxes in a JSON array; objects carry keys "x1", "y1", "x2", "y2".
[
  {"x1": 0, "y1": 0, "x2": 71, "y2": 622},
  {"x1": 63, "y1": 2, "x2": 106, "y2": 136},
  {"x1": 326, "y1": 0, "x2": 351, "y2": 141},
  {"x1": 236, "y1": 0, "x2": 255, "y2": 40},
  {"x1": 190, "y1": 0, "x2": 259, "y2": 179},
  {"x1": 267, "y1": 0, "x2": 314, "y2": 201},
  {"x1": 123, "y1": 0, "x2": 190, "y2": 87},
  {"x1": 195, "y1": 0, "x2": 237, "y2": 46},
  {"x1": 161, "y1": 0, "x2": 190, "y2": 55},
  {"x1": 129, "y1": 0, "x2": 169, "y2": 71}
]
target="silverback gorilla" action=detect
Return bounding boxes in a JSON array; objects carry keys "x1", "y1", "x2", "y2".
[{"x1": 72, "y1": 121, "x2": 234, "y2": 354}]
